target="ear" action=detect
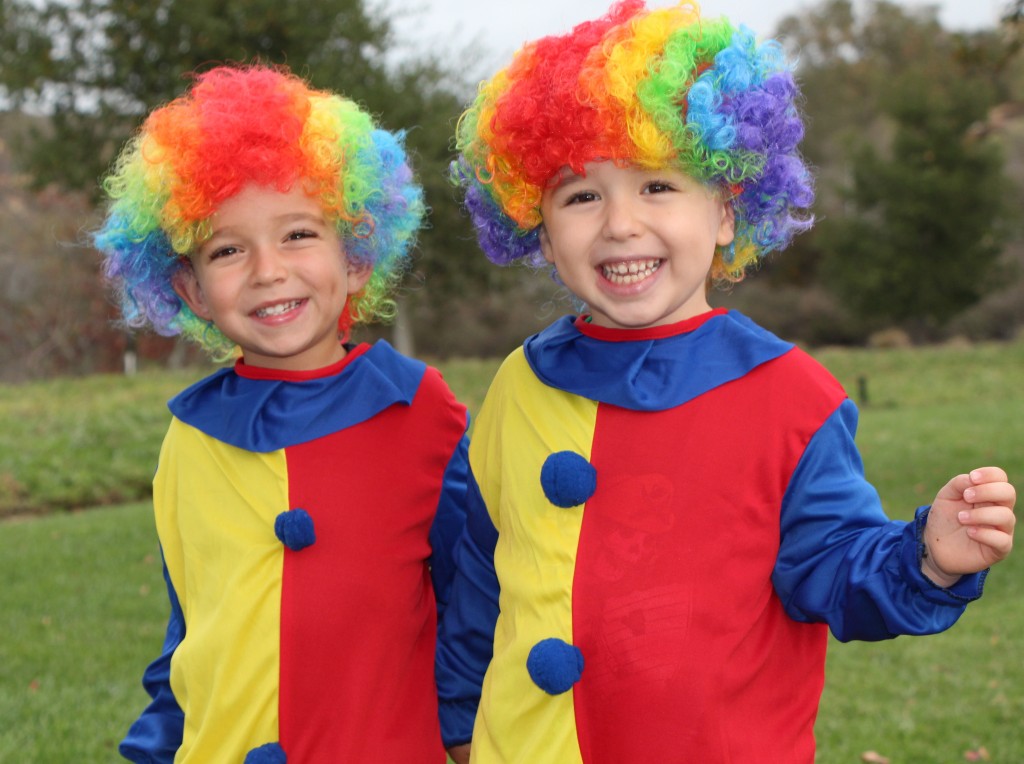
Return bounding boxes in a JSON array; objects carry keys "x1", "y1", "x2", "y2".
[
  {"x1": 346, "y1": 258, "x2": 374, "y2": 295},
  {"x1": 538, "y1": 225, "x2": 555, "y2": 265},
  {"x1": 716, "y1": 200, "x2": 737, "y2": 248},
  {"x1": 171, "y1": 262, "x2": 213, "y2": 321}
]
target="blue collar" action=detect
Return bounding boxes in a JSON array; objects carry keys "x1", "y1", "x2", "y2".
[
  {"x1": 522, "y1": 310, "x2": 792, "y2": 411},
  {"x1": 168, "y1": 340, "x2": 425, "y2": 452}
]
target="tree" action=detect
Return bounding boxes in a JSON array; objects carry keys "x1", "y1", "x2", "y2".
[
  {"x1": 772, "y1": 1, "x2": 1014, "y2": 335},
  {"x1": 367, "y1": 61, "x2": 547, "y2": 359},
  {"x1": 0, "y1": 0, "x2": 522, "y2": 364},
  {"x1": 820, "y1": 68, "x2": 1009, "y2": 330},
  {"x1": 0, "y1": 0, "x2": 397, "y2": 194}
]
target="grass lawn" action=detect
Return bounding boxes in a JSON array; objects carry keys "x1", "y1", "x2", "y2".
[
  {"x1": 1, "y1": 340, "x2": 1022, "y2": 761},
  {"x1": 0, "y1": 503, "x2": 166, "y2": 760},
  {"x1": 0, "y1": 370, "x2": 210, "y2": 516}
]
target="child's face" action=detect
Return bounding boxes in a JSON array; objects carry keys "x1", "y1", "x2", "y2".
[
  {"x1": 173, "y1": 184, "x2": 371, "y2": 371},
  {"x1": 539, "y1": 161, "x2": 735, "y2": 330}
]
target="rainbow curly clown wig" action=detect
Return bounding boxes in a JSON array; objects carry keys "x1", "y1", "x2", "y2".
[
  {"x1": 452, "y1": 0, "x2": 813, "y2": 281},
  {"x1": 95, "y1": 65, "x2": 424, "y2": 358}
]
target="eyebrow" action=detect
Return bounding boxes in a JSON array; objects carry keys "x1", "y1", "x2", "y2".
[
  {"x1": 206, "y1": 211, "x2": 328, "y2": 238},
  {"x1": 549, "y1": 171, "x2": 586, "y2": 191},
  {"x1": 274, "y1": 211, "x2": 328, "y2": 224},
  {"x1": 261, "y1": 211, "x2": 330, "y2": 228}
]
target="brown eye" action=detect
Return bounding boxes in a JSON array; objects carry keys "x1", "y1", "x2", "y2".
[
  {"x1": 209, "y1": 246, "x2": 238, "y2": 260},
  {"x1": 645, "y1": 181, "x2": 674, "y2": 194},
  {"x1": 566, "y1": 191, "x2": 599, "y2": 205}
]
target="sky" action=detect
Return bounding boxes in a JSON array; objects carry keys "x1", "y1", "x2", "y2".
[{"x1": 374, "y1": 0, "x2": 993, "y2": 81}]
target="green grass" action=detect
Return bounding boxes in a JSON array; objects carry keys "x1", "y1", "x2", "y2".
[
  {"x1": 0, "y1": 503, "x2": 167, "y2": 760},
  {"x1": 1, "y1": 342, "x2": 1022, "y2": 761},
  {"x1": 815, "y1": 341, "x2": 1024, "y2": 516},
  {"x1": 0, "y1": 370, "x2": 212, "y2": 516},
  {"x1": 0, "y1": 359, "x2": 506, "y2": 518}
]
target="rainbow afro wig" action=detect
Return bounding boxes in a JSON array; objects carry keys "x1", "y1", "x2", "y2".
[
  {"x1": 95, "y1": 64, "x2": 424, "y2": 358},
  {"x1": 452, "y1": 0, "x2": 813, "y2": 281}
]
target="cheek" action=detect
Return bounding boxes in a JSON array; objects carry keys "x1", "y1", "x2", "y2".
[{"x1": 194, "y1": 275, "x2": 230, "y2": 304}]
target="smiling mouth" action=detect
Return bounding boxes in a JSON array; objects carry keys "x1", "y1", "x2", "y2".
[
  {"x1": 254, "y1": 300, "x2": 303, "y2": 318},
  {"x1": 601, "y1": 259, "x2": 662, "y2": 285}
]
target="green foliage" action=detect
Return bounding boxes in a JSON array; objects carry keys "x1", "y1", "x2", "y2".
[
  {"x1": 821, "y1": 65, "x2": 1009, "y2": 331},
  {"x1": 0, "y1": 0, "x2": 396, "y2": 192},
  {"x1": 0, "y1": 0, "x2": 507, "y2": 361},
  {"x1": 775, "y1": 1, "x2": 1018, "y2": 338},
  {"x1": 2, "y1": 0, "x2": 1023, "y2": 368}
]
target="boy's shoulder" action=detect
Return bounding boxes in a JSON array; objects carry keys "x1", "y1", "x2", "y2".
[{"x1": 165, "y1": 341, "x2": 461, "y2": 452}]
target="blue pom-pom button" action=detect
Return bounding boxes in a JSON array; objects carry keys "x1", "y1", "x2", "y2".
[
  {"x1": 244, "y1": 742, "x2": 286, "y2": 763},
  {"x1": 274, "y1": 508, "x2": 316, "y2": 551},
  {"x1": 527, "y1": 637, "x2": 584, "y2": 694},
  {"x1": 540, "y1": 451, "x2": 597, "y2": 508}
]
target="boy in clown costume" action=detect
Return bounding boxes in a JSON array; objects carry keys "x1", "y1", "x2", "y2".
[
  {"x1": 96, "y1": 65, "x2": 476, "y2": 762},
  {"x1": 438, "y1": 2, "x2": 1017, "y2": 761}
]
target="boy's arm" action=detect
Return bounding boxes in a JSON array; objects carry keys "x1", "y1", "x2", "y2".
[
  {"x1": 433, "y1": 461, "x2": 500, "y2": 750},
  {"x1": 919, "y1": 467, "x2": 1015, "y2": 588},
  {"x1": 447, "y1": 743, "x2": 472, "y2": 764},
  {"x1": 119, "y1": 555, "x2": 185, "y2": 763},
  {"x1": 429, "y1": 432, "x2": 471, "y2": 610},
  {"x1": 772, "y1": 399, "x2": 994, "y2": 643}
]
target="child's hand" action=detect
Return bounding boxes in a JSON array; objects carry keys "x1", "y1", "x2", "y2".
[
  {"x1": 447, "y1": 743, "x2": 471, "y2": 764},
  {"x1": 921, "y1": 467, "x2": 1016, "y2": 587}
]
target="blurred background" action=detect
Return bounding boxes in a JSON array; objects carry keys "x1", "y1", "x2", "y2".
[{"x1": 1, "y1": 0, "x2": 1021, "y2": 381}]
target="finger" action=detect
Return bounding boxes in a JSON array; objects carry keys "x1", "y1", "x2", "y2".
[
  {"x1": 958, "y1": 506, "x2": 1017, "y2": 532},
  {"x1": 964, "y1": 526, "x2": 1014, "y2": 559},
  {"x1": 963, "y1": 482, "x2": 1017, "y2": 509},
  {"x1": 969, "y1": 466, "x2": 1009, "y2": 486},
  {"x1": 935, "y1": 472, "x2": 974, "y2": 502}
]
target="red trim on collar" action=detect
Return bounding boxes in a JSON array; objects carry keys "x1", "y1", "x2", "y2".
[
  {"x1": 234, "y1": 343, "x2": 371, "y2": 381},
  {"x1": 573, "y1": 308, "x2": 727, "y2": 342}
]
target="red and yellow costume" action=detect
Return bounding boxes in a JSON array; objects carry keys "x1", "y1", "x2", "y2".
[
  {"x1": 439, "y1": 310, "x2": 985, "y2": 763},
  {"x1": 122, "y1": 341, "x2": 470, "y2": 763}
]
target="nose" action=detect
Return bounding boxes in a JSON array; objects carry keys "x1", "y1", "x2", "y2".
[
  {"x1": 602, "y1": 195, "x2": 643, "y2": 241},
  {"x1": 249, "y1": 245, "x2": 288, "y2": 285}
]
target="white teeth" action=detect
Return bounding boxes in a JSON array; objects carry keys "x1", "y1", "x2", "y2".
[
  {"x1": 256, "y1": 300, "x2": 301, "y2": 318},
  {"x1": 602, "y1": 259, "x2": 660, "y2": 284}
]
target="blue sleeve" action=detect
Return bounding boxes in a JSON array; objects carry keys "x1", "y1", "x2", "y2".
[
  {"x1": 430, "y1": 431, "x2": 470, "y2": 616},
  {"x1": 772, "y1": 399, "x2": 986, "y2": 643},
  {"x1": 434, "y1": 465, "x2": 500, "y2": 747},
  {"x1": 120, "y1": 554, "x2": 185, "y2": 763}
]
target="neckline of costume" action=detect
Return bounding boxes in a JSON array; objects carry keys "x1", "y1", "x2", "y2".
[
  {"x1": 233, "y1": 343, "x2": 370, "y2": 382},
  {"x1": 573, "y1": 308, "x2": 727, "y2": 342},
  {"x1": 522, "y1": 309, "x2": 793, "y2": 411},
  {"x1": 169, "y1": 340, "x2": 426, "y2": 451}
]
